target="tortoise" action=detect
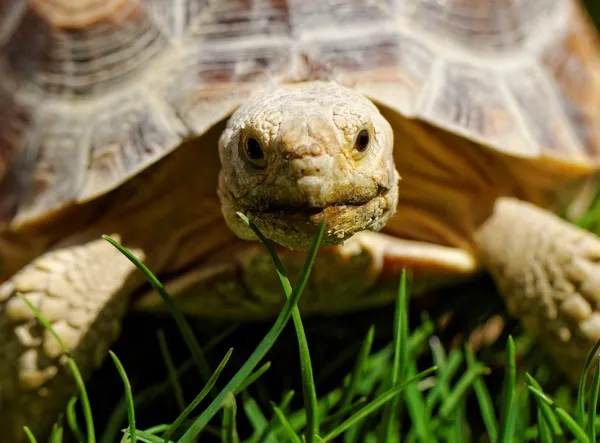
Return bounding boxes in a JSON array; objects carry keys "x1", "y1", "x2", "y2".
[{"x1": 2, "y1": 0, "x2": 600, "y2": 439}]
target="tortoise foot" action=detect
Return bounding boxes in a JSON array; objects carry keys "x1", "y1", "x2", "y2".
[
  {"x1": 0, "y1": 234, "x2": 141, "y2": 442},
  {"x1": 475, "y1": 197, "x2": 600, "y2": 382}
]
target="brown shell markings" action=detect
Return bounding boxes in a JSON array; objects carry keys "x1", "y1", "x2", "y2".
[{"x1": 1, "y1": 0, "x2": 600, "y2": 231}]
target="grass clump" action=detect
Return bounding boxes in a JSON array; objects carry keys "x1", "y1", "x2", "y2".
[{"x1": 19, "y1": 217, "x2": 600, "y2": 442}]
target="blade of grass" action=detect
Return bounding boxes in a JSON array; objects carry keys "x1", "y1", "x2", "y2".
[
  {"x1": 270, "y1": 389, "x2": 338, "y2": 437},
  {"x1": 239, "y1": 213, "x2": 320, "y2": 442},
  {"x1": 321, "y1": 397, "x2": 368, "y2": 429},
  {"x1": 103, "y1": 235, "x2": 213, "y2": 387},
  {"x1": 285, "y1": 384, "x2": 342, "y2": 432},
  {"x1": 396, "y1": 270, "x2": 410, "y2": 383},
  {"x1": 271, "y1": 403, "x2": 302, "y2": 443},
  {"x1": 381, "y1": 270, "x2": 409, "y2": 441},
  {"x1": 429, "y1": 335, "x2": 448, "y2": 383},
  {"x1": 593, "y1": 416, "x2": 600, "y2": 435},
  {"x1": 498, "y1": 335, "x2": 516, "y2": 443},
  {"x1": 123, "y1": 429, "x2": 173, "y2": 443},
  {"x1": 142, "y1": 425, "x2": 170, "y2": 435},
  {"x1": 322, "y1": 366, "x2": 438, "y2": 442},
  {"x1": 426, "y1": 340, "x2": 462, "y2": 424},
  {"x1": 465, "y1": 346, "x2": 498, "y2": 442},
  {"x1": 161, "y1": 348, "x2": 233, "y2": 441},
  {"x1": 587, "y1": 361, "x2": 600, "y2": 441},
  {"x1": 221, "y1": 393, "x2": 240, "y2": 443},
  {"x1": 22, "y1": 426, "x2": 38, "y2": 443},
  {"x1": 101, "y1": 359, "x2": 197, "y2": 443},
  {"x1": 512, "y1": 381, "x2": 531, "y2": 442},
  {"x1": 157, "y1": 330, "x2": 186, "y2": 411},
  {"x1": 407, "y1": 317, "x2": 435, "y2": 357},
  {"x1": 528, "y1": 387, "x2": 589, "y2": 443},
  {"x1": 289, "y1": 308, "x2": 318, "y2": 443},
  {"x1": 66, "y1": 396, "x2": 86, "y2": 443},
  {"x1": 241, "y1": 392, "x2": 269, "y2": 439},
  {"x1": 49, "y1": 419, "x2": 64, "y2": 443},
  {"x1": 425, "y1": 348, "x2": 463, "y2": 411},
  {"x1": 108, "y1": 351, "x2": 136, "y2": 443},
  {"x1": 334, "y1": 325, "x2": 375, "y2": 428},
  {"x1": 255, "y1": 390, "x2": 295, "y2": 443},
  {"x1": 525, "y1": 373, "x2": 563, "y2": 438},
  {"x1": 438, "y1": 363, "x2": 489, "y2": 420},
  {"x1": 577, "y1": 338, "x2": 600, "y2": 426},
  {"x1": 537, "y1": 408, "x2": 553, "y2": 443},
  {"x1": 18, "y1": 293, "x2": 95, "y2": 443},
  {"x1": 101, "y1": 385, "x2": 167, "y2": 443},
  {"x1": 234, "y1": 361, "x2": 271, "y2": 395},
  {"x1": 178, "y1": 218, "x2": 325, "y2": 442},
  {"x1": 451, "y1": 400, "x2": 467, "y2": 443},
  {"x1": 404, "y1": 364, "x2": 435, "y2": 443}
]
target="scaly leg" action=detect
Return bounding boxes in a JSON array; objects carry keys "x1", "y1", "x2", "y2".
[
  {"x1": 0, "y1": 234, "x2": 144, "y2": 442},
  {"x1": 474, "y1": 197, "x2": 600, "y2": 382}
]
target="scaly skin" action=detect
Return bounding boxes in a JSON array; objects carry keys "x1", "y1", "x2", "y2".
[
  {"x1": 0, "y1": 234, "x2": 143, "y2": 440},
  {"x1": 475, "y1": 197, "x2": 600, "y2": 383},
  {"x1": 218, "y1": 82, "x2": 400, "y2": 250}
]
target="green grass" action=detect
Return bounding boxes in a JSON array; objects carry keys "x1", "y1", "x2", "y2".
[{"x1": 19, "y1": 217, "x2": 600, "y2": 442}]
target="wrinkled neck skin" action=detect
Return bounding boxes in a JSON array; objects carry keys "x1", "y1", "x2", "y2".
[{"x1": 217, "y1": 81, "x2": 400, "y2": 250}]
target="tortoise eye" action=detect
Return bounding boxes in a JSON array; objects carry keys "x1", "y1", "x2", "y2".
[
  {"x1": 245, "y1": 137, "x2": 266, "y2": 167},
  {"x1": 355, "y1": 129, "x2": 370, "y2": 152}
]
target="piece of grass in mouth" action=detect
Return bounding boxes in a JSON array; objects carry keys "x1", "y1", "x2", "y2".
[{"x1": 18, "y1": 215, "x2": 600, "y2": 442}]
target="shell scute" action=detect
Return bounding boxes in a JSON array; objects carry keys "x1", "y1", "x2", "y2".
[
  {"x1": 537, "y1": 5, "x2": 600, "y2": 159},
  {"x1": 397, "y1": 0, "x2": 557, "y2": 53},
  {"x1": 78, "y1": 91, "x2": 188, "y2": 203},
  {"x1": 421, "y1": 62, "x2": 532, "y2": 157}
]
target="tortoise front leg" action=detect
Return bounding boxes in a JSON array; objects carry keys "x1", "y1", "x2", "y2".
[
  {"x1": 0, "y1": 233, "x2": 144, "y2": 442},
  {"x1": 474, "y1": 197, "x2": 600, "y2": 382}
]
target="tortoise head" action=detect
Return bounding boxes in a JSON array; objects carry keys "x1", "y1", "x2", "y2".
[{"x1": 217, "y1": 81, "x2": 400, "y2": 250}]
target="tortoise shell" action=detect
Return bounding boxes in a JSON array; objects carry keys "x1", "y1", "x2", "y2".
[{"x1": 1, "y1": 0, "x2": 599, "y2": 229}]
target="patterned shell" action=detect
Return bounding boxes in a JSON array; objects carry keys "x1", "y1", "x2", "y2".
[{"x1": 1, "y1": 0, "x2": 600, "y2": 229}]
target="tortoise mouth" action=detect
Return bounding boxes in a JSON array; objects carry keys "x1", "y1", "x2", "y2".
[
  {"x1": 241, "y1": 186, "x2": 399, "y2": 250},
  {"x1": 258, "y1": 199, "x2": 376, "y2": 218},
  {"x1": 249, "y1": 183, "x2": 392, "y2": 217}
]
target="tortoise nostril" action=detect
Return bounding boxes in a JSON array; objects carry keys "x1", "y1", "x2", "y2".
[
  {"x1": 290, "y1": 153, "x2": 333, "y2": 178},
  {"x1": 292, "y1": 143, "x2": 325, "y2": 158}
]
